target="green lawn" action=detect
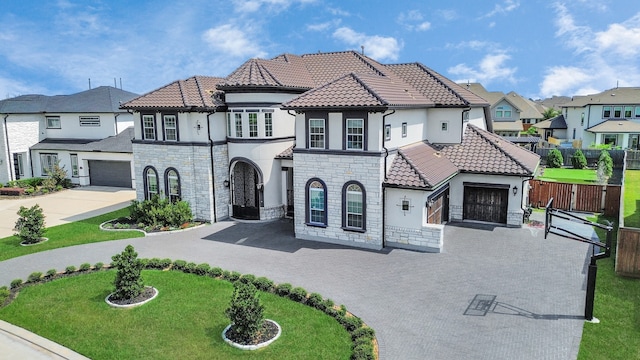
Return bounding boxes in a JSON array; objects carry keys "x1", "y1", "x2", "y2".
[
  {"x1": 537, "y1": 168, "x2": 599, "y2": 184},
  {"x1": 578, "y1": 215, "x2": 640, "y2": 360},
  {"x1": 623, "y1": 170, "x2": 640, "y2": 228},
  {"x1": 0, "y1": 208, "x2": 143, "y2": 261},
  {"x1": 0, "y1": 271, "x2": 353, "y2": 360}
]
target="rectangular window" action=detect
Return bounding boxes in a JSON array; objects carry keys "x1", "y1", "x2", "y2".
[
  {"x1": 346, "y1": 189, "x2": 363, "y2": 229},
  {"x1": 70, "y1": 154, "x2": 79, "y2": 177},
  {"x1": 504, "y1": 110, "x2": 512, "y2": 117},
  {"x1": 402, "y1": 122, "x2": 407, "y2": 137},
  {"x1": 613, "y1": 106, "x2": 622, "y2": 118},
  {"x1": 79, "y1": 116, "x2": 100, "y2": 127},
  {"x1": 15, "y1": 153, "x2": 25, "y2": 178},
  {"x1": 441, "y1": 122, "x2": 448, "y2": 131},
  {"x1": 309, "y1": 187, "x2": 325, "y2": 224},
  {"x1": 636, "y1": 107, "x2": 640, "y2": 118},
  {"x1": 248, "y1": 112, "x2": 258, "y2": 137},
  {"x1": 235, "y1": 113, "x2": 243, "y2": 137},
  {"x1": 46, "y1": 116, "x2": 61, "y2": 129},
  {"x1": 495, "y1": 110, "x2": 503, "y2": 118},
  {"x1": 227, "y1": 113, "x2": 232, "y2": 137},
  {"x1": 384, "y1": 124, "x2": 391, "y2": 141},
  {"x1": 309, "y1": 119, "x2": 325, "y2": 149},
  {"x1": 40, "y1": 153, "x2": 58, "y2": 175},
  {"x1": 147, "y1": 172, "x2": 158, "y2": 199},
  {"x1": 346, "y1": 118, "x2": 364, "y2": 150},
  {"x1": 624, "y1": 106, "x2": 633, "y2": 118},
  {"x1": 603, "y1": 106, "x2": 611, "y2": 118},
  {"x1": 603, "y1": 134, "x2": 617, "y2": 146},
  {"x1": 142, "y1": 114, "x2": 156, "y2": 140},
  {"x1": 163, "y1": 114, "x2": 177, "y2": 141},
  {"x1": 264, "y1": 113, "x2": 273, "y2": 137},
  {"x1": 401, "y1": 199, "x2": 410, "y2": 211}
]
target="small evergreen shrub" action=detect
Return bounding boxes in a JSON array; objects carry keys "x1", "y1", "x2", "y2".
[
  {"x1": 45, "y1": 269, "x2": 57, "y2": 278},
  {"x1": 209, "y1": 267, "x2": 224, "y2": 278},
  {"x1": 225, "y1": 281, "x2": 265, "y2": 343},
  {"x1": 93, "y1": 262, "x2": 104, "y2": 271},
  {"x1": 546, "y1": 148, "x2": 564, "y2": 168},
  {"x1": 339, "y1": 304, "x2": 348, "y2": 316},
  {"x1": 145, "y1": 258, "x2": 162, "y2": 269},
  {"x1": 0, "y1": 286, "x2": 9, "y2": 304},
  {"x1": 306, "y1": 292, "x2": 325, "y2": 310},
  {"x1": 10, "y1": 279, "x2": 22, "y2": 289},
  {"x1": 351, "y1": 343, "x2": 375, "y2": 360},
  {"x1": 111, "y1": 245, "x2": 145, "y2": 301},
  {"x1": 238, "y1": 274, "x2": 255, "y2": 285},
  {"x1": 14, "y1": 204, "x2": 46, "y2": 244},
  {"x1": 351, "y1": 327, "x2": 375, "y2": 341},
  {"x1": 172, "y1": 260, "x2": 187, "y2": 271},
  {"x1": 194, "y1": 263, "x2": 211, "y2": 275},
  {"x1": 571, "y1": 149, "x2": 587, "y2": 169},
  {"x1": 253, "y1": 277, "x2": 274, "y2": 292},
  {"x1": 27, "y1": 272, "x2": 42, "y2": 283},
  {"x1": 338, "y1": 315, "x2": 363, "y2": 332},
  {"x1": 276, "y1": 283, "x2": 292, "y2": 297},
  {"x1": 289, "y1": 287, "x2": 308, "y2": 303},
  {"x1": 128, "y1": 196, "x2": 193, "y2": 228},
  {"x1": 79, "y1": 263, "x2": 91, "y2": 272},
  {"x1": 65, "y1": 265, "x2": 76, "y2": 273},
  {"x1": 184, "y1": 262, "x2": 197, "y2": 274},
  {"x1": 597, "y1": 150, "x2": 613, "y2": 183},
  {"x1": 227, "y1": 271, "x2": 241, "y2": 282}
]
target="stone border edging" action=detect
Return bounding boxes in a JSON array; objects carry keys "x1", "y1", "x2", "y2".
[
  {"x1": 99, "y1": 220, "x2": 207, "y2": 236},
  {"x1": 105, "y1": 286, "x2": 158, "y2": 308},
  {"x1": 19, "y1": 238, "x2": 49, "y2": 246},
  {"x1": 222, "y1": 319, "x2": 281, "y2": 350}
]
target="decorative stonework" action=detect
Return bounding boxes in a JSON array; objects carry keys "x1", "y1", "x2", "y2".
[
  {"x1": 105, "y1": 286, "x2": 158, "y2": 308},
  {"x1": 385, "y1": 224, "x2": 443, "y2": 252},
  {"x1": 222, "y1": 319, "x2": 281, "y2": 351}
]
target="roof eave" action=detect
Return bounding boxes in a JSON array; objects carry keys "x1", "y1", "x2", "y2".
[{"x1": 280, "y1": 105, "x2": 389, "y2": 113}]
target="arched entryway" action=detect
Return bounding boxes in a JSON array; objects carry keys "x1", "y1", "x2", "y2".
[{"x1": 230, "y1": 158, "x2": 263, "y2": 220}]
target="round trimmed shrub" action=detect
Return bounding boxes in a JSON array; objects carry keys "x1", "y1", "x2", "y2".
[
  {"x1": 93, "y1": 262, "x2": 104, "y2": 271},
  {"x1": 571, "y1": 149, "x2": 587, "y2": 169},
  {"x1": 27, "y1": 272, "x2": 42, "y2": 283},
  {"x1": 253, "y1": 277, "x2": 274, "y2": 292},
  {"x1": 65, "y1": 265, "x2": 76, "y2": 273},
  {"x1": 276, "y1": 283, "x2": 292, "y2": 297},
  {"x1": 172, "y1": 260, "x2": 187, "y2": 271},
  {"x1": 209, "y1": 267, "x2": 223, "y2": 278},
  {"x1": 79, "y1": 263, "x2": 91, "y2": 272},
  {"x1": 546, "y1": 148, "x2": 564, "y2": 168},
  {"x1": 289, "y1": 287, "x2": 308, "y2": 303},
  {"x1": 10, "y1": 279, "x2": 22, "y2": 289},
  {"x1": 45, "y1": 269, "x2": 57, "y2": 278},
  {"x1": 306, "y1": 292, "x2": 325, "y2": 310},
  {"x1": 194, "y1": 263, "x2": 211, "y2": 276}
]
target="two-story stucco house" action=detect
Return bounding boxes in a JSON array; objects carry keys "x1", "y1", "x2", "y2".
[
  {"x1": 559, "y1": 87, "x2": 640, "y2": 149},
  {"x1": 122, "y1": 51, "x2": 539, "y2": 252},
  {"x1": 0, "y1": 86, "x2": 138, "y2": 187}
]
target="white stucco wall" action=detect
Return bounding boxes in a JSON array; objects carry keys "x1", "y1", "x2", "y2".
[
  {"x1": 425, "y1": 108, "x2": 464, "y2": 144},
  {"x1": 43, "y1": 112, "x2": 123, "y2": 139}
]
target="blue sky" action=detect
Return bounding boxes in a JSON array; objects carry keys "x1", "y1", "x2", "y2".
[{"x1": 1, "y1": 0, "x2": 640, "y2": 100}]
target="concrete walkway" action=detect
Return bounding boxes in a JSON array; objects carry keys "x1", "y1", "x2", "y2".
[{"x1": 0, "y1": 217, "x2": 592, "y2": 359}]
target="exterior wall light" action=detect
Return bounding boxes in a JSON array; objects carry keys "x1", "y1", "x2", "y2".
[
  {"x1": 223, "y1": 180, "x2": 230, "y2": 187},
  {"x1": 512, "y1": 185, "x2": 518, "y2": 196}
]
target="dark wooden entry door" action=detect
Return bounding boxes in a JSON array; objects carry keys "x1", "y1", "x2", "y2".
[
  {"x1": 463, "y1": 186, "x2": 508, "y2": 224},
  {"x1": 232, "y1": 162, "x2": 259, "y2": 220}
]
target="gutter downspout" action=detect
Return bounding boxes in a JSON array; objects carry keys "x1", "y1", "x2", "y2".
[
  {"x1": 381, "y1": 109, "x2": 395, "y2": 248},
  {"x1": 207, "y1": 111, "x2": 218, "y2": 222},
  {"x1": 461, "y1": 107, "x2": 471, "y2": 143},
  {"x1": 3, "y1": 114, "x2": 12, "y2": 181},
  {"x1": 114, "y1": 113, "x2": 120, "y2": 134},
  {"x1": 521, "y1": 176, "x2": 534, "y2": 223}
]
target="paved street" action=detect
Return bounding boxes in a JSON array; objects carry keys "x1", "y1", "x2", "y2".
[{"x1": 0, "y1": 216, "x2": 591, "y2": 359}]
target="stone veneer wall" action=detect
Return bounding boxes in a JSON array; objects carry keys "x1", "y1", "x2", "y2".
[
  {"x1": 293, "y1": 152, "x2": 384, "y2": 250},
  {"x1": 133, "y1": 142, "x2": 230, "y2": 222},
  {"x1": 261, "y1": 205, "x2": 285, "y2": 221},
  {"x1": 384, "y1": 224, "x2": 443, "y2": 252}
]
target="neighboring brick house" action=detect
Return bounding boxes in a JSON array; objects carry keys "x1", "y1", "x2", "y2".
[
  {"x1": 123, "y1": 51, "x2": 540, "y2": 252},
  {"x1": 0, "y1": 86, "x2": 138, "y2": 187}
]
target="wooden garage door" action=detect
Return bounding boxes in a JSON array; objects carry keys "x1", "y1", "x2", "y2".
[
  {"x1": 88, "y1": 160, "x2": 132, "y2": 188},
  {"x1": 463, "y1": 185, "x2": 508, "y2": 224}
]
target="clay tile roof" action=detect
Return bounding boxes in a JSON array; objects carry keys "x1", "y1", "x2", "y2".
[
  {"x1": 438, "y1": 125, "x2": 539, "y2": 176},
  {"x1": 275, "y1": 145, "x2": 294, "y2": 159},
  {"x1": 387, "y1": 63, "x2": 489, "y2": 107},
  {"x1": 219, "y1": 55, "x2": 314, "y2": 90},
  {"x1": 121, "y1": 76, "x2": 225, "y2": 110},
  {"x1": 301, "y1": 51, "x2": 387, "y2": 86},
  {"x1": 385, "y1": 141, "x2": 458, "y2": 189}
]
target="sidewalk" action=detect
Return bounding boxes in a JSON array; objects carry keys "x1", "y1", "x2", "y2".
[{"x1": 0, "y1": 320, "x2": 89, "y2": 359}]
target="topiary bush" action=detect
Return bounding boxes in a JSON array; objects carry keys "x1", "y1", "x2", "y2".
[
  {"x1": 195, "y1": 263, "x2": 211, "y2": 276},
  {"x1": 93, "y1": 262, "x2": 104, "y2": 271},
  {"x1": 184, "y1": 262, "x2": 197, "y2": 274},
  {"x1": 306, "y1": 292, "x2": 325, "y2": 310},
  {"x1": 546, "y1": 148, "x2": 564, "y2": 168},
  {"x1": 172, "y1": 260, "x2": 187, "y2": 271},
  {"x1": 111, "y1": 245, "x2": 145, "y2": 301},
  {"x1": 276, "y1": 283, "x2": 292, "y2": 297},
  {"x1": 209, "y1": 267, "x2": 224, "y2": 278},
  {"x1": 10, "y1": 279, "x2": 22, "y2": 289},
  {"x1": 79, "y1": 263, "x2": 91, "y2": 272},
  {"x1": 571, "y1": 149, "x2": 587, "y2": 169},
  {"x1": 224, "y1": 281, "x2": 265, "y2": 344},
  {"x1": 253, "y1": 277, "x2": 274, "y2": 292},
  {"x1": 14, "y1": 204, "x2": 46, "y2": 244},
  {"x1": 289, "y1": 287, "x2": 308, "y2": 303},
  {"x1": 45, "y1": 269, "x2": 57, "y2": 278},
  {"x1": 65, "y1": 265, "x2": 76, "y2": 273},
  {"x1": 27, "y1": 272, "x2": 42, "y2": 283}
]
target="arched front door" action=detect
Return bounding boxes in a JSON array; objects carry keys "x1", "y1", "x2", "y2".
[{"x1": 231, "y1": 160, "x2": 261, "y2": 220}]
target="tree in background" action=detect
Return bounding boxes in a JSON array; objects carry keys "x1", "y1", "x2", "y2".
[
  {"x1": 546, "y1": 148, "x2": 564, "y2": 168},
  {"x1": 14, "y1": 204, "x2": 46, "y2": 244},
  {"x1": 597, "y1": 150, "x2": 613, "y2": 184},
  {"x1": 542, "y1": 108, "x2": 561, "y2": 120},
  {"x1": 571, "y1": 149, "x2": 588, "y2": 169}
]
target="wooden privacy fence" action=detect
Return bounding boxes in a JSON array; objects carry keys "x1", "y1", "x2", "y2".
[
  {"x1": 626, "y1": 150, "x2": 640, "y2": 170},
  {"x1": 616, "y1": 227, "x2": 640, "y2": 278},
  {"x1": 536, "y1": 148, "x2": 625, "y2": 168},
  {"x1": 528, "y1": 180, "x2": 621, "y2": 216}
]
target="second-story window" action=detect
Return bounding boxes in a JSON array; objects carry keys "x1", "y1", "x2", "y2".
[
  {"x1": 235, "y1": 113, "x2": 243, "y2": 137},
  {"x1": 603, "y1": 106, "x2": 611, "y2": 118},
  {"x1": 613, "y1": 106, "x2": 622, "y2": 118},
  {"x1": 384, "y1": 124, "x2": 391, "y2": 141},
  {"x1": 142, "y1": 114, "x2": 156, "y2": 140},
  {"x1": 346, "y1": 118, "x2": 364, "y2": 150},
  {"x1": 163, "y1": 114, "x2": 178, "y2": 141},
  {"x1": 309, "y1": 119, "x2": 325, "y2": 149},
  {"x1": 264, "y1": 112, "x2": 273, "y2": 137},
  {"x1": 227, "y1": 113, "x2": 232, "y2": 137},
  {"x1": 624, "y1": 106, "x2": 633, "y2": 118},
  {"x1": 46, "y1": 116, "x2": 61, "y2": 129},
  {"x1": 249, "y1": 112, "x2": 258, "y2": 137},
  {"x1": 402, "y1": 122, "x2": 407, "y2": 137}
]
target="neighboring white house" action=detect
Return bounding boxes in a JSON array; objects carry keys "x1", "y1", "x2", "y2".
[
  {"x1": 123, "y1": 51, "x2": 540, "y2": 252},
  {"x1": 0, "y1": 86, "x2": 138, "y2": 187}
]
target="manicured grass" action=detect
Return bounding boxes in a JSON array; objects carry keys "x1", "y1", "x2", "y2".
[
  {"x1": 623, "y1": 170, "x2": 640, "y2": 228},
  {"x1": 537, "y1": 168, "x2": 599, "y2": 184},
  {"x1": 0, "y1": 270, "x2": 353, "y2": 360},
  {"x1": 578, "y1": 215, "x2": 640, "y2": 360},
  {"x1": 0, "y1": 208, "x2": 143, "y2": 262}
]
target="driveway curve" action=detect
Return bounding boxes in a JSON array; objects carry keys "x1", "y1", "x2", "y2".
[{"x1": 0, "y1": 219, "x2": 589, "y2": 359}]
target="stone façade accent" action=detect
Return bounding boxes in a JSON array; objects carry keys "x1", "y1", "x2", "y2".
[
  {"x1": 449, "y1": 204, "x2": 523, "y2": 227},
  {"x1": 133, "y1": 142, "x2": 230, "y2": 222},
  {"x1": 261, "y1": 205, "x2": 285, "y2": 221},
  {"x1": 450, "y1": 205, "x2": 463, "y2": 222},
  {"x1": 384, "y1": 224, "x2": 443, "y2": 252},
  {"x1": 293, "y1": 152, "x2": 384, "y2": 250}
]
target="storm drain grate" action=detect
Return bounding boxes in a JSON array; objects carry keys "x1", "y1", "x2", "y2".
[{"x1": 464, "y1": 294, "x2": 496, "y2": 316}]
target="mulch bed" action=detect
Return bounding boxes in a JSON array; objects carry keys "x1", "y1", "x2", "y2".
[
  {"x1": 104, "y1": 218, "x2": 202, "y2": 233},
  {"x1": 107, "y1": 287, "x2": 157, "y2": 306},
  {"x1": 225, "y1": 320, "x2": 279, "y2": 345}
]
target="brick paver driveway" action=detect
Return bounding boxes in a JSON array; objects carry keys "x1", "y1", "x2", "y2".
[{"x1": 0, "y1": 218, "x2": 589, "y2": 359}]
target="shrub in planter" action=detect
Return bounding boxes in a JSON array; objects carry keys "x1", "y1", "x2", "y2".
[
  {"x1": 111, "y1": 245, "x2": 144, "y2": 301},
  {"x1": 546, "y1": 148, "x2": 564, "y2": 168},
  {"x1": 14, "y1": 204, "x2": 46, "y2": 244},
  {"x1": 27, "y1": 272, "x2": 42, "y2": 283},
  {"x1": 275, "y1": 283, "x2": 292, "y2": 297},
  {"x1": 289, "y1": 286, "x2": 308, "y2": 303},
  {"x1": 10, "y1": 279, "x2": 22, "y2": 289},
  {"x1": 224, "y1": 281, "x2": 265, "y2": 343},
  {"x1": 65, "y1": 265, "x2": 76, "y2": 273},
  {"x1": 571, "y1": 149, "x2": 587, "y2": 169},
  {"x1": 253, "y1": 276, "x2": 274, "y2": 292}
]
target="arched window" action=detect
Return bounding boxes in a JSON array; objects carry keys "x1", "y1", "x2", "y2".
[
  {"x1": 342, "y1": 181, "x2": 366, "y2": 231},
  {"x1": 143, "y1": 166, "x2": 158, "y2": 200},
  {"x1": 305, "y1": 178, "x2": 327, "y2": 226},
  {"x1": 165, "y1": 168, "x2": 181, "y2": 202}
]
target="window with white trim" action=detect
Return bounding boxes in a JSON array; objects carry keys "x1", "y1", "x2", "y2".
[
  {"x1": 624, "y1": 106, "x2": 633, "y2": 118},
  {"x1": 70, "y1": 154, "x2": 79, "y2": 177},
  {"x1": 15, "y1": 153, "x2": 25, "y2": 178},
  {"x1": 235, "y1": 113, "x2": 243, "y2": 137},
  {"x1": 165, "y1": 168, "x2": 180, "y2": 202},
  {"x1": 613, "y1": 106, "x2": 622, "y2": 118},
  {"x1": 79, "y1": 116, "x2": 100, "y2": 126},
  {"x1": 309, "y1": 119, "x2": 325, "y2": 149},
  {"x1": 307, "y1": 179, "x2": 326, "y2": 225},
  {"x1": 143, "y1": 166, "x2": 158, "y2": 200},
  {"x1": 603, "y1": 106, "x2": 611, "y2": 118},
  {"x1": 402, "y1": 122, "x2": 407, "y2": 137},
  {"x1": 46, "y1": 116, "x2": 61, "y2": 129},
  {"x1": 384, "y1": 124, "x2": 391, "y2": 141},
  {"x1": 495, "y1": 105, "x2": 512, "y2": 118},
  {"x1": 227, "y1": 113, "x2": 232, "y2": 137},
  {"x1": 343, "y1": 182, "x2": 365, "y2": 230},
  {"x1": 248, "y1": 112, "x2": 258, "y2": 137},
  {"x1": 346, "y1": 118, "x2": 364, "y2": 150},
  {"x1": 264, "y1": 112, "x2": 273, "y2": 137},
  {"x1": 163, "y1": 114, "x2": 178, "y2": 141},
  {"x1": 40, "y1": 153, "x2": 58, "y2": 175},
  {"x1": 142, "y1": 114, "x2": 156, "y2": 140}
]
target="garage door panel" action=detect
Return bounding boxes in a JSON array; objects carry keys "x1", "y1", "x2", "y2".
[
  {"x1": 88, "y1": 160, "x2": 132, "y2": 188},
  {"x1": 463, "y1": 187, "x2": 508, "y2": 224}
]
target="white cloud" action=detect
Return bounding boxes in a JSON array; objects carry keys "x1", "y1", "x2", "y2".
[
  {"x1": 416, "y1": 22, "x2": 431, "y2": 31},
  {"x1": 327, "y1": 7, "x2": 350, "y2": 16},
  {"x1": 594, "y1": 13, "x2": 640, "y2": 58},
  {"x1": 446, "y1": 40, "x2": 499, "y2": 51},
  {"x1": 307, "y1": 19, "x2": 340, "y2": 32},
  {"x1": 481, "y1": 0, "x2": 520, "y2": 18},
  {"x1": 202, "y1": 24, "x2": 267, "y2": 58},
  {"x1": 448, "y1": 53, "x2": 517, "y2": 85},
  {"x1": 436, "y1": 9, "x2": 458, "y2": 21},
  {"x1": 397, "y1": 10, "x2": 431, "y2": 31},
  {"x1": 332, "y1": 27, "x2": 402, "y2": 61},
  {"x1": 231, "y1": 0, "x2": 316, "y2": 13},
  {"x1": 539, "y1": 66, "x2": 593, "y2": 97},
  {"x1": 0, "y1": 77, "x2": 48, "y2": 99}
]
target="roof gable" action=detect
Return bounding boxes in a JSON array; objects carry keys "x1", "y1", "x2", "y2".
[
  {"x1": 121, "y1": 76, "x2": 224, "y2": 110},
  {"x1": 562, "y1": 87, "x2": 640, "y2": 107},
  {"x1": 385, "y1": 141, "x2": 458, "y2": 189}
]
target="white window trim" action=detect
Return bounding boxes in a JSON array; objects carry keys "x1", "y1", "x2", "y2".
[
  {"x1": 70, "y1": 154, "x2": 79, "y2": 177},
  {"x1": 46, "y1": 116, "x2": 61, "y2": 129},
  {"x1": 163, "y1": 114, "x2": 178, "y2": 141},
  {"x1": 142, "y1": 115, "x2": 156, "y2": 140},
  {"x1": 40, "y1": 153, "x2": 58, "y2": 176},
  {"x1": 346, "y1": 118, "x2": 364, "y2": 150},
  {"x1": 248, "y1": 112, "x2": 258, "y2": 137},
  {"x1": 309, "y1": 118, "x2": 325, "y2": 149},
  {"x1": 264, "y1": 112, "x2": 273, "y2": 137}
]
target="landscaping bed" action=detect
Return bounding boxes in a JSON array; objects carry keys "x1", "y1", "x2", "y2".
[{"x1": 101, "y1": 217, "x2": 204, "y2": 233}]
